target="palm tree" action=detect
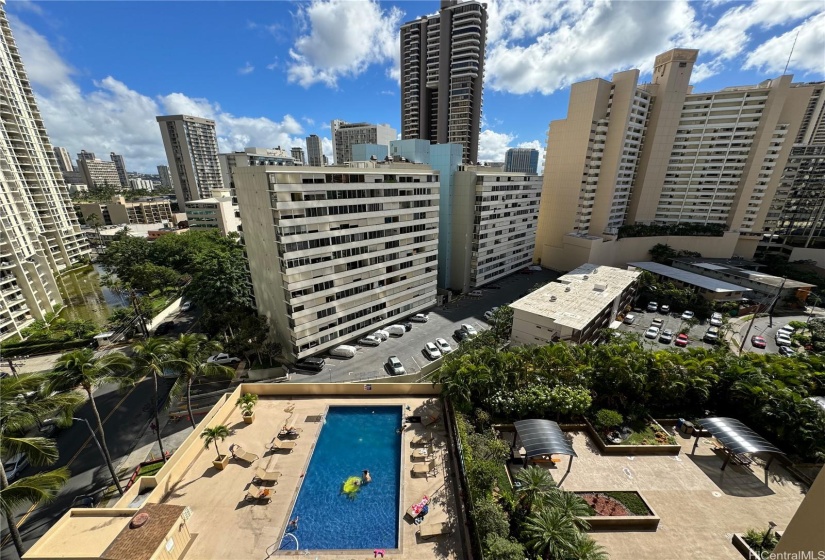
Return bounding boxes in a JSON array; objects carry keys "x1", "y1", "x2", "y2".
[
  {"x1": 515, "y1": 465, "x2": 557, "y2": 515},
  {"x1": 545, "y1": 490, "x2": 592, "y2": 530},
  {"x1": 200, "y1": 425, "x2": 230, "y2": 460},
  {"x1": 169, "y1": 334, "x2": 235, "y2": 429},
  {"x1": 49, "y1": 349, "x2": 133, "y2": 495},
  {"x1": 567, "y1": 532, "x2": 608, "y2": 560},
  {"x1": 132, "y1": 338, "x2": 175, "y2": 462},
  {"x1": 1, "y1": 374, "x2": 80, "y2": 557},
  {"x1": 236, "y1": 393, "x2": 258, "y2": 418},
  {"x1": 522, "y1": 508, "x2": 576, "y2": 560}
]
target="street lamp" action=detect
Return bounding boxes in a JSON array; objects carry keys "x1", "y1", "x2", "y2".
[
  {"x1": 72, "y1": 417, "x2": 123, "y2": 496},
  {"x1": 759, "y1": 521, "x2": 777, "y2": 552}
]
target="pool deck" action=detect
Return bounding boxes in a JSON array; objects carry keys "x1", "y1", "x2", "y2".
[
  {"x1": 161, "y1": 395, "x2": 463, "y2": 559},
  {"x1": 528, "y1": 430, "x2": 807, "y2": 560}
]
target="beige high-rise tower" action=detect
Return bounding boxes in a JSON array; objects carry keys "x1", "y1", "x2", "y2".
[
  {"x1": 1, "y1": 2, "x2": 89, "y2": 340},
  {"x1": 534, "y1": 48, "x2": 825, "y2": 271},
  {"x1": 156, "y1": 114, "x2": 222, "y2": 208}
]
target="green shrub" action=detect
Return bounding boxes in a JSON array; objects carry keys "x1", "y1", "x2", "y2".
[
  {"x1": 743, "y1": 528, "x2": 779, "y2": 552},
  {"x1": 1, "y1": 338, "x2": 92, "y2": 357},
  {"x1": 593, "y1": 409, "x2": 623, "y2": 431},
  {"x1": 473, "y1": 498, "x2": 510, "y2": 539},
  {"x1": 788, "y1": 320, "x2": 807, "y2": 330},
  {"x1": 467, "y1": 459, "x2": 501, "y2": 496},
  {"x1": 604, "y1": 492, "x2": 651, "y2": 515},
  {"x1": 484, "y1": 535, "x2": 525, "y2": 560}
]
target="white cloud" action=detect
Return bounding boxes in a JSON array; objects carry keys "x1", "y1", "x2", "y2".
[
  {"x1": 477, "y1": 129, "x2": 515, "y2": 162},
  {"x1": 302, "y1": 116, "x2": 315, "y2": 126},
  {"x1": 287, "y1": 0, "x2": 403, "y2": 88},
  {"x1": 12, "y1": 18, "x2": 305, "y2": 172},
  {"x1": 744, "y1": 11, "x2": 825, "y2": 75},
  {"x1": 238, "y1": 62, "x2": 255, "y2": 75}
]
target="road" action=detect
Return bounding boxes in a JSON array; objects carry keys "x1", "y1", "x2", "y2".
[
  {"x1": 288, "y1": 268, "x2": 559, "y2": 383},
  {"x1": 735, "y1": 313, "x2": 811, "y2": 355}
]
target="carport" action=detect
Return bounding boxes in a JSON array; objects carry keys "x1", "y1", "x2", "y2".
[
  {"x1": 694, "y1": 417, "x2": 785, "y2": 473},
  {"x1": 513, "y1": 419, "x2": 577, "y2": 484}
]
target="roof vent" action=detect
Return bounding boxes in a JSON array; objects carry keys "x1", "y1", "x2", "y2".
[
  {"x1": 565, "y1": 287, "x2": 571, "y2": 292},
  {"x1": 130, "y1": 512, "x2": 150, "y2": 529},
  {"x1": 550, "y1": 295, "x2": 557, "y2": 302},
  {"x1": 594, "y1": 283, "x2": 607, "y2": 292},
  {"x1": 583, "y1": 275, "x2": 589, "y2": 280}
]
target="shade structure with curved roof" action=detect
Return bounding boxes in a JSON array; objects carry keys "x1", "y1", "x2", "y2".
[
  {"x1": 698, "y1": 417, "x2": 784, "y2": 456},
  {"x1": 513, "y1": 419, "x2": 577, "y2": 459}
]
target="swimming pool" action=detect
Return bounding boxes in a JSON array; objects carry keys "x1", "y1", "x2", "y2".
[{"x1": 281, "y1": 406, "x2": 402, "y2": 550}]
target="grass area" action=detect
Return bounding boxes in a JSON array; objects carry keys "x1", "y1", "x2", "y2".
[
  {"x1": 604, "y1": 491, "x2": 651, "y2": 515},
  {"x1": 250, "y1": 360, "x2": 280, "y2": 371},
  {"x1": 136, "y1": 461, "x2": 164, "y2": 479},
  {"x1": 623, "y1": 423, "x2": 677, "y2": 446},
  {"x1": 494, "y1": 462, "x2": 514, "y2": 501}
]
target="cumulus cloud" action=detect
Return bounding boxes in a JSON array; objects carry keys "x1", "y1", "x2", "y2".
[
  {"x1": 477, "y1": 131, "x2": 545, "y2": 173},
  {"x1": 744, "y1": 11, "x2": 825, "y2": 75},
  {"x1": 12, "y1": 17, "x2": 305, "y2": 172},
  {"x1": 237, "y1": 62, "x2": 255, "y2": 75},
  {"x1": 287, "y1": 0, "x2": 403, "y2": 87}
]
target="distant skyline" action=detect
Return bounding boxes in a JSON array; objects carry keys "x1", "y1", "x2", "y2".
[{"x1": 5, "y1": 0, "x2": 824, "y2": 173}]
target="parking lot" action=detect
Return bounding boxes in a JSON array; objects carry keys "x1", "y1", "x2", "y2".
[
  {"x1": 617, "y1": 308, "x2": 722, "y2": 352},
  {"x1": 288, "y1": 268, "x2": 559, "y2": 382}
]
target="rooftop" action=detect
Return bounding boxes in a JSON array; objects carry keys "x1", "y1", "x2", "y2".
[
  {"x1": 672, "y1": 258, "x2": 816, "y2": 290},
  {"x1": 510, "y1": 264, "x2": 639, "y2": 330},
  {"x1": 628, "y1": 261, "x2": 752, "y2": 293}
]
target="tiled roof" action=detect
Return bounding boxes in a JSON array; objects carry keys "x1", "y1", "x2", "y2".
[{"x1": 102, "y1": 503, "x2": 186, "y2": 560}]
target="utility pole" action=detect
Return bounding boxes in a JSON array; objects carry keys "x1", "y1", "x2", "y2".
[
  {"x1": 130, "y1": 289, "x2": 148, "y2": 338},
  {"x1": 767, "y1": 277, "x2": 787, "y2": 329},
  {"x1": 739, "y1": 311, "x2": 760, "y2": 355}
]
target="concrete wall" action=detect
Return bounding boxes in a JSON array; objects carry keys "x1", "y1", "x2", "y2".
[
  {"x1": 147, "y1": 297, "x2": 183, "y2": 332},
  {"x1": 450, "y1": 171, "x2": 476, "y2": 293},
  {"x1": 774, "y1": 467, "x2": 825, "y2": 556}
]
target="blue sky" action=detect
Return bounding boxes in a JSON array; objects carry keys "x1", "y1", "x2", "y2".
[{"x1": 6, "y1": 0, "x2": 824, "y2": 172}]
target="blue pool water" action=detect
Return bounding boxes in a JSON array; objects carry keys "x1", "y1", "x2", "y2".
[{"x1": 281, "y1": 406, "x2": 402, "y2": 550}]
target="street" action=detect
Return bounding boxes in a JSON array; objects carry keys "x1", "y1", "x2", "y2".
[{"x1": 735, "y1": 313, "x2": 812, "y2": 355}]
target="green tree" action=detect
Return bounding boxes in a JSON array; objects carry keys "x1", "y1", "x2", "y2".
[
  {"x1": 49, "y1": 349, "x2": 134, "y2": 495},
  {"x1": 187, "y1": 249, "x2": 253, "y2": 314},
  {"x1": 515, "y1": 466, "x2": 557, "y2": 515},
  {"x1": 484, "y1": 535, "x2": 525, "y2": 560},
  {"x1": 128, "y1": 263, "x2": 183, "y2": 293},
  {"x1": 649, "y1": 243, "x2": 677, "y2": 264},
  {"x1": 132, "y1": 338, "x2": 175, "y2": 462},
  {"x1": 98, "y1": 233, "x2": 152, "y2": 281},
  {"x1": 491, "y1": 305, "x2": 514, "y2": 342},
  {"x1": 169, "y1": 334, "x2": 236, "y2": 429},
  {"x1": 545, "y1": 490, "x2": 592, "y2": 530},
  {"x1": 567, "y1": 532, "x2": 609, "y2": 560},
  {"x1": 593, "y1": 409, "x2": 623, "y2": 431},
  {"x1": 522, "y1": 508, "x2": 576, "y2": 560},
  {"x1": 473, "y1": 497, "x2": 511, "y2": 539},
  {"x1": 200, "y1": 424, "x2": 230, "y2": 460}
]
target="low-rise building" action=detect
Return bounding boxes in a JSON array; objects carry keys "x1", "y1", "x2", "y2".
[
  {"x1": 82, "y1": 223, "x2": 155, "y2": 249},
  {"x1": 76, "y1": 196, "x2": 174, "y2": 226},
  {"x1": 185, "y1": 196, "x2": 240, "y2": 236},
  {"x1": 627, "y1": 261, "x2": 752, "y2": 302},
  {"x1": 128, "y1": 178, "x2": 155, "y2": 191},
  {"x1": 147, "y1": 226, "x2": 188, "y2": 240},
  {"x1": 510, "y1": 264, "x2": 640, "y2": 345}
]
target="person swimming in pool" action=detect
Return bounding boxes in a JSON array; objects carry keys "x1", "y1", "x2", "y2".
[
  {"x1": 288, "y1": 516, "x2": 299, "y2": 530},
  {"x1": 362, "y1": 469, "x2": 372, "y2": 484}
]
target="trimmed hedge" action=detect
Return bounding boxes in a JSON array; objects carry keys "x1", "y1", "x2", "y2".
[{"x1": 1, "y1": 338, "x2": 92, "y2": 357}]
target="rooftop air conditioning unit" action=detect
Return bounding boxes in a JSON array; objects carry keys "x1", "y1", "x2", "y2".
[
  {"x1": 583, "y1": 275, "x2": 589, "y2": 280},
  {"x1": 550, "y1": 296, "x2": 557, "y2": 302},
  {"x1": 594, "y1": 284, "x2": 607, "y2": 292},
  {"x1": 565, "y1": 287, "x2": 571, "y2": 292}
]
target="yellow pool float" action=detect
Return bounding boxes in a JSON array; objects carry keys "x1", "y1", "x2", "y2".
[{"x1": 342, "y1": 476, "x2": 362, "y2": 497}]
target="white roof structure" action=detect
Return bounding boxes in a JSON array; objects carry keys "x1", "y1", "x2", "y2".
[
  {"x1": 627, "y1": 262, "x2": 751, "y2": 293},
  {"x1": 510, "y1": 264, "x2": 639, "y2": 331}
]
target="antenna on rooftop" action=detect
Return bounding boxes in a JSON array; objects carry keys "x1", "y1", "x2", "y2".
[{"x1": 783, "y1": 30, "x2": 800, "y2": 75}]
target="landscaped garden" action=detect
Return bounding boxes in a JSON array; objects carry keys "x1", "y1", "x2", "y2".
[{"x1": 575, "y1": 491, "x2": 652, "y2": 517}]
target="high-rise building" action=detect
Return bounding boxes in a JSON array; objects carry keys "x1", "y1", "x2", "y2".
[
  {"x1": 157, "y1": 164, "x2": 172, "y2": 188},
  {"x1": 305, "y1": 134, "x2": 323, "y2": 166},
  {"x1": 53, "y1": 146, "x2": 73, "y2": 173},
  {"x1": 109, "y1": 152, "x2": 128, "y2": 187},
  {"x1": 77, "y1": 157, "x2": 121, "y2": 189},
  {"x1": 185, "y1": 196, "x2": 240, "y2": 236},
  {"x1": 400, "y1": 0, "x2": 487, "y2": 164},
  {"x1": 219, "y1": 147, "x2": 295, "y2": 204},
  {"x1": 0, "y1": 4, "x2": 88, "y2": 340},
  {"x1": 291, "y1": 146, "x2": 305, "y2": 165},
  {"x1": 76, "y1": 196, "x2": 174, "y2": 226},
  {"x1": 128, "y1": 178, "x2": 155, "y2": 191},
  {"x1": 234, "y1": 163, "x2": 439, "y2": 360},
  {"x1": 156, "y1": 114, "x2": 222, "y2": 208},
  {"x1": 331, "y1": 120, "x2": 396, "y2": 164},
  {"x1": 534, "y1": 48, "x2": 825, "y2": 271},
  {"x1": 76, "y1": 149, "x2": 96, "y2": 162},
  {"x1": 504, "y1": 148, "x2": 539, "y2": 174}
]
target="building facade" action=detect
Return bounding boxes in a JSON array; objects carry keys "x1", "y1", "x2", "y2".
[
  {"x1": 53, "y1": 146, "x2": 73, "y2": 173},
  {"x1": 156, "y1": 114, "x2": 222, "y2": 208},
  {"x1": 400, "y1": 0, "x2": 487, "y2": 164},
  {"x1": 234, "y1": 163, "x2": 439, "y2": 360},
  {"x1": 218, "y1": 147, "x2": 295, "y2": 191},
  {"x1": 504, "y1": 148, "x2": 539, "y2": 174},
  {"x1": 77, "y1": 149, "x2": 96, "y2": 162},
  {"x1": 305, "y1": 134, "x2": 323, "y2": 166},
  {"x1": 291, "y1": 146, "x2": 305, "y2": 165},
  {"x1": 109, "y1": 152, "x2": 128, "y2": 187},
  {"x1": 128, "y1": 178, "x2": 154, "y2": 191},
  {"x1": 0, "y1": 3, "x2": 88, "y2": 340},
  {"x1": 78, "y1": 157, "x2": 121, "y2": 189},
  {"x1": 331, "y1": 120, "x2": 396, "y2": 164},
  {"x1": 535, "y1": 48, "x2": 825, "y2": 271},
  {"x1": 76, "y1": 196, "x2": 174, "y2": 226},
  {"x1": 157, "y1": 164, "x2": 172, "y2": 188},
  {"x1": 185, "y1": 196, "x2": 240, "y2": 236}
]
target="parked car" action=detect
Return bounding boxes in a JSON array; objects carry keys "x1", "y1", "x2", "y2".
[
  {"x1": 410, "y1": 313, "x2": 429, "y2": 323},
  {"x1": 681, "y1": 310, "x2": 695, "y2": 321},
  {"x1": 483, "y1": 310, "x2": 495, "y2": 321},
  {"x1": 180, "y1": 301, "x2": 192, "y2": 312},
  {"x1": 39, "y1": 418, "x2": 62, "y2": 438},
  {"x1": 775, "y1": 333, "x2": 792, "y2": 347},
  {"x1": 468, "y1": 290, "x2": 483, "y2": 297},
  {"x1": 751, "y1": 335, "x2": 767, "y2": 349},
  {"x1": 435, "y1": 338, "x2": 452, "y2": 354},
  {"x1": 372, "y1": 330, "x2": 390, "y2": 341},
  {"x1": 778, "y1": 325, "x2": 795, "y2": 336},
  {"x1": 660, "y1": 304, "x2": 671, "y2": 314},
  {"x1": 385, "y1": 356, "x2": 405, "y2": 376},
  {"x1": 778, "y1": 345, "x2": 795, "y2": 357},
  {"x1": 386, "y1": 325, "x2": 406, "y2": 337},
  {"x1": 154, "y1": 322, "x2": 175, "y2": 335},
  {"x1": 704, "y1": 327, "x2": 720, "y2": 343},
  {"x1": 70, "y1": 494, "x2": 97, "y2": 509},
  {"x1": 623, "y1": 313, "x2": 636, "y2": 325},
  {"x1": 329, "y1": 345, "x2": 357, "y2": 358},
  {"x1": 294, "y1": 357, "x2": 325, "y2": 372},
  {"x1": 3, "y1": 453, "x2": 29, "y2": 483},
  {"x1": 659, "y1": 329, "x2": 674, "y2": 344},
  {"x1": 644, "y1": 326, "x2": 660, "y2": 339},
  {"x1": 675, "y1": 333, "x2": 689, "y2": 347},
  {"x1": 423, "y1": 342, "x2": 442, "y2": 360},
  {"x1": 453, "y1": 329, "x2": 470, "y2": 343},
  {"x1": 647, "y1": 301, "x2": 658, "y2": 312},
  {"x1": 651, "y1": 318, "x2": 664, "y2": 329},
  {"x1": 710, "y1": 312, "x2": 724, "y2": 327},
  {"x1": 402, "y1": 322, "x2": 413, "y2": 332},
  {"x1": 358, "y1": 335, "x2": 382, "y2": 347},
  {"x1": 207, "y1": 353, "x2": 241, "y2": 365},
  {"x1": 461, "y1": 324, "x2": 478, "y2": 336}
]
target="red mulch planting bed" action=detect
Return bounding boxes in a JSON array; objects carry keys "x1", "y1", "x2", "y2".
[{"x1": 579, "y1": 493, "x2": 631, "y2": 516}]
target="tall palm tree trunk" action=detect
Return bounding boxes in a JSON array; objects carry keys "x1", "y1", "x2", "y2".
[
  {"x1": 1, "y1": 468, "x2": 27, "y2": 558},
  {"x1": 186, "y1": 379, "x2": 196, "y2": 429},
  {"x1": 152, "y1": 373, "x2": 167, "y2": 462},
  {"x1": 86, "y1": 389, "x2": 124, "y2": 496}
]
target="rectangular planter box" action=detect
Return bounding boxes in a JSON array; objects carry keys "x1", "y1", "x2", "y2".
[
  {"x1": 731, "y1": 531, "x2": 783, "y2": 560},
  {"x1": 584, "y1": 418, "x2": 681, "y2": 456},
  {"x1": 575, "y1": 491, "x2": 660, "y2": 531}
]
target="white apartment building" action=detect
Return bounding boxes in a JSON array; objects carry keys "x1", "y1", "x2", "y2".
[
  {"x1": 450, "y1": 168, "x2": 542, "y2": 291},
  {"x1": 129, "y1": 178, "x2": 154, "y2": 191},
  {"x1": 76, "y1": 196, "x2": 174, "y2": 226},
  {"x1": 156, "y1": 114, "x2": 223, "y2": 208},
  {"x1": 78, "y1": 157, "x2": 122, "y2": 189},
  {"x1": 234, "y1": 163, "x2": 439, "y2": 360},
  {"x1": 218, "y1": 147, "x2": 295, "y2": 191},
  {"x1": 1, "y1": 3, "x2": 88, "y2": 340},
  {"x1": 53, "y1": 146, "x2": 73, "y2": 173},
  {"x1": 331, "y1": 120, "x2": 396, "y2": 164},
  {"x1": 185, "y1": 196, "x2": 240, "y2": 236}
]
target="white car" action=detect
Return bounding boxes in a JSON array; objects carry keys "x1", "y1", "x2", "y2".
[
  {"x1": 410, "y1": 313, "x2": 429, "y2": 323},
  {"x1": 647, "y1": 301, "x2": 658, "y2": 312},
  {"x1": 180, "y1": 301, "x2": 192, "y2": 312},
  {"x1": 644, "y1": 326, "x2": 660, "y2": 339},
  {"x1": 358, "y1": 335, "x2": 382, "y2": 347},
  {"x1": 710, "y1": 312, "x2": 724, "y2": 327},
  {"x1": 435, "y1": 338, "x2": 452, "y2": 354},
  {"x1": 461, "y1": 324, "x2": 478, "y2": 336},
  {"x1": 372, "y1": 330, "x2": 390, "y2": 341},
  {"x1": 386, "y1": 356, "x2": 405, "y2": 376},
  {"x1": 468, "y1": 290, "x2": 483, "y2": 297},
  {"x1": 423, "y1": 342, "x2": 442, "y2": 360},
  {"x1": 623, "y1": 313, "x2": 636, "y2": 325},
  {"x1": 484, "y1": 310, "x2": 495, "y2": 321},
  {"x1": 775, "y1": 334, "x2": 792, "y2": 347},
  {"x1": 3, "y1": 453, "x2": 29, "y2": 483},
  {"x1": 206, "y1": 353, "x2": 241, "y2": 365},
  {"x1": 681, "y1": 310, "x2": 694, "y2": 321}
]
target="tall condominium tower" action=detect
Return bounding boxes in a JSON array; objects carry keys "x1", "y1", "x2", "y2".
[
  {"x1": 504, "y1": 148, "x2": 539, "y2": 174},
  {"x1": 0, "y1": 3, "x2": 88, "y2": 340},
  {"x1": 534, "y1": 48, "x2": 825, "y2": 271},
  {"x1": 400, "y1": 0, "x2": 487, "y2": 164},
  {"x1": 157, "y1": 164, "x2": 172, "y2": 188},
  {"x1": 78, "y1": 157, "x2": 121, "y2": 189},
  {"x1": 109, "y1": 152, "x2": 128, "y2": 187},
  {"x1": 53, "y1": 146, "x2": 73, "y2": 173},
  {"x1": 331, "y1": 120, "x2": 396, "y2": 164},
  {"x1": 305, "y1": 134, "x2": 323, "y2": 166},
  {"x1": 291, "y1": 146, "x2": 306, "y2": 165},
  {"x1": 77, "y1": 149, "x2": 96, "y2": 162},
  {"x1": 156, "y1": 114, "x2": 222, "y2": 208}
]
